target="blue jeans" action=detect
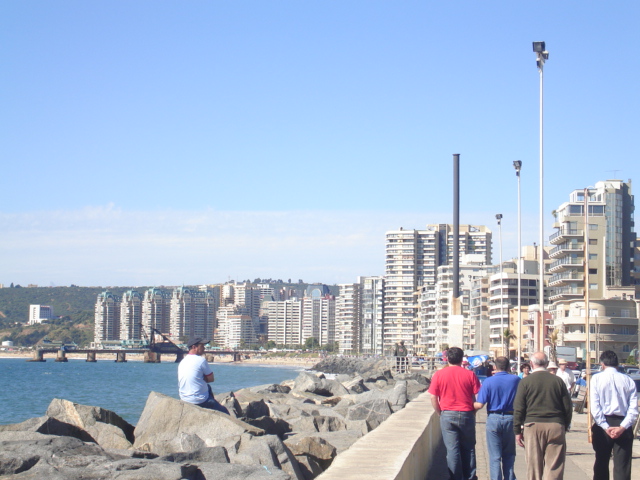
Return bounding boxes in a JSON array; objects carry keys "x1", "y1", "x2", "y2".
[
  {"x1": 486, "y1": 413, "x2": 516, "y2": 480},
  {"x1": 197, "y1": 393, "x2": 230, "y2": 414},
  {"x1": 440, "y1": 410, "x2": 477, "y2": 480}
]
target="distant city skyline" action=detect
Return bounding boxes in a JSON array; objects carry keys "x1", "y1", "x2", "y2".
[{"x1": 2, "y1": 2, "x2": 638, "y2": 286}]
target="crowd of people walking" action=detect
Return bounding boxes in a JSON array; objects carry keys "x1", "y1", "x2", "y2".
[{"x1": 428, "y1": 347, "x2": 638, "y2": 480}]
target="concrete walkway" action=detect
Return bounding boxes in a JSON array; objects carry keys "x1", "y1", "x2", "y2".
[{"x1": 427, "y1": 410, "x2": 640, "y2": 480}]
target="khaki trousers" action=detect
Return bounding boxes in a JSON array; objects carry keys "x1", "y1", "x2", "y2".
[{"x1": 523, "y1": 422, "x2": 566, "y2": 480}]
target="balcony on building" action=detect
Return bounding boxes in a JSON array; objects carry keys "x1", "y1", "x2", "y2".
[
  {"x1": 549, "y1": 256, "x2": 583, "y2": 273},
  {"x1": 549, "y1": 227, "x2": 584, "y2": 244},
  {"x1": 549, "y1": 242, "x2": 584, "y2": 258},
  {"x1": 549, "y1": 286, "x2": 584, "y2": 301},
  {"x1": 549, "y1": 271, "x2": 584, "y2": 287}
]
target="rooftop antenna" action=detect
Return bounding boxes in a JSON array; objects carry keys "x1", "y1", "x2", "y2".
[{"x1": 606, "y1": 169, "x2": 621, "y2": 178}]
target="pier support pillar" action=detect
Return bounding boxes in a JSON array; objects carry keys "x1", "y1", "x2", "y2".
[
  {"x1": 205, "y1": 354, "x2": 215, "y2": 363},
  {"x1": 175, "y1": 352, "x2": 184, "y2": 362},
  {"x1": 233, "y1": 352, "x2": 241, "y2": 362},
  {"x1": 144, "y1": 351, "x2": 161, "y2": 363},
  {"x1": 28, "y1": 350, "x2": 45, "y2": 362},
  {"x1": 116, "y1": 352, "x2": 127, "y2": 363},
  {"x1": 55, "y1": 349, "x2": 68, "y2": 362},
  {"x1": 86, "y1": 352, "x2": 97, "y2": 362}
]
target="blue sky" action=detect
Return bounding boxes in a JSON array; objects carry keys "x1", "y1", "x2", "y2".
[{"x1": 2, "y1": 1, "x2": 638, "y2": 287}]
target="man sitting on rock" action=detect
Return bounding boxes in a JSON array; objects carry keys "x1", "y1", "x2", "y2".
[{"x1": 178, "y1": 337, "x2": 229, "y2": 414}]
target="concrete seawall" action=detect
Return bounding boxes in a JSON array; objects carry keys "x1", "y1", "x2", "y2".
[{"x1": 317, "y1": 391, "x2": 441, "y2": 480}]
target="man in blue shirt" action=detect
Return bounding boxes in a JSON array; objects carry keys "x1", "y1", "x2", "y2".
[{"x1": 474, "y1": 356, "x2": 521, "y2": 480}]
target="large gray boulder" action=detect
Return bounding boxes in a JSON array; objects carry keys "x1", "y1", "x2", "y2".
[
  {"x1": 284, "y1": 435, "x2": 336, "y2": 468},
  {"x1": 46, "y1": 398, "x2": 135, "y2": 449},
  {"x1": 345, "y1": 398, "x2": 392, "y2": 430},
  {"x1": 387, "y1": 380, "x2": 408, "y2": 412},
  {"x1": 196, "y1": 463, "x2": 292, "y2": 479},
  {"x1": 0, "y1": 415, "x2": 96, "y2": 443},
  {"x1": 133, "y1": 391, "x2": 264, "y2": 455},
  {"x1": 225, "y1": 433, "x2": 304, "y2": 480},
  {"x1": 292, "y1": 373, "x2": 349, "y2": 398}
]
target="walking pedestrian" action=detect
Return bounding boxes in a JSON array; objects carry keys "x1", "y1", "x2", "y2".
[
  {"x1": 556, "y1": 359, "x2": 575, "y2": 394},
  {"x1": 428, "y1": 346, "x2": 481, "y2": 480},
  {"x1": 513, "y1": 351, "x2": 572, "y2": 480},
  {"x1": 518, "y1": 363, "x2": 530, "y2": 379},
  {"x1": 474, "y1": 356, "x2": 520, "y2": 480},
  {"x1": 590, "y1": 350, "x2": 638, "y2": 480}
]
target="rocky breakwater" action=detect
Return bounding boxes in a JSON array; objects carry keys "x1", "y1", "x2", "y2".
[{"x1": 0, "y1": 360, "x2": 430, "y2": 479}]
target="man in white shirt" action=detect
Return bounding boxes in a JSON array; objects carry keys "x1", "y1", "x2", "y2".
[
  {"x1": 589, "y1": 350, "x2": 638, "y2": 480},
  {"x1": 556, "y1": 359, "x2": 575, "y2": 394},
  {"x1": 178, "y1": 337, "x2": 229, "y2": 414}
]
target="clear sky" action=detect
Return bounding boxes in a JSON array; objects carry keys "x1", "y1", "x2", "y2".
[{"x1": 2, "y1": 1, "x2": 638, "y2": 287}]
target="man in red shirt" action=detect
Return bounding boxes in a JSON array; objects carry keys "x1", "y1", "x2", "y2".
[{"x1": 428, "y1": 346, "x2": 482, "y2": 480}]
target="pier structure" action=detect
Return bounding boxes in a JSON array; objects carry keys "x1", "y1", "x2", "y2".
[{"x1": 28, "y1": 347, "x2": 247, "y2": 363}]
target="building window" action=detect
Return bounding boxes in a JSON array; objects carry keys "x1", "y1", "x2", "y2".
[
  {"x1": 589, "y1": 224, "x2": 598, "y2": 230},
  {"x1": 623, "y1": 345, "x2": 630, "y2": 353},
  {"x1": 589, "y1": 254, "x2": 598, "y2": 260},
  {"x1": 589, "y1": 239, "x2": 598, "y2": 245},
  {"x1": 589, "y1": 325, "x2": 596, "y2": 334},
  {"x1": 622, "y1": 327, "x2": 630, "y2": 335},
  {"x1": 621, "y1": 309, "x2": 631, "y2": 318},
  {"x1": 590, "y1": 283, "x2": 598, "y2": 290}
]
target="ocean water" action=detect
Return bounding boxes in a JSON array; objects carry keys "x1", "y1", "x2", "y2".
[{"x1": 0, "y1": 358, "x2": 307, "y2": 426}]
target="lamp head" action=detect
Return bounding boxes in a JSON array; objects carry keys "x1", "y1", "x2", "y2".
[
  {"x1": 496, "y1": 213, "x2": 503, "y2": 224},
  {"x1": 532, "y1": 41, "x2": 546, "y2": 53},
  {"x1": 513, "y1": 160, "x2": 522, "y2": 175}
]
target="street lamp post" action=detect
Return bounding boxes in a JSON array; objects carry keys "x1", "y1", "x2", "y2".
[
  {"x1": 496, "y1": 213, "x2": 504, "y2": 356},
  {"x1": 514, "y1": 160, "x2": 522, "y2": 365},
  {"x1": 533, "y1": 41, "x2": 549, "y2": 348}
]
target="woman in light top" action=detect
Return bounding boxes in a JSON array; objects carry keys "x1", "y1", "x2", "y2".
[{"x1": 518, "y1": 363, "x2": 530, "y2": 379}]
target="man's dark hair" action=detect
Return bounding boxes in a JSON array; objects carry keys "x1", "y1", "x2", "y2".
[
  {"x1": 447, "y1": 347, "x2": 464, "y2": 365},
  {"x1": 495, "y1": 356, "x2": 510, "y2": 372},
  {"x1": 600, "y1": 350, "x2": 619, "y2": 367}
]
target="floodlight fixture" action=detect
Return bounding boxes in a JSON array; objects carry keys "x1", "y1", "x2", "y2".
[
  {"x1": 513, "y1": 160, "x2": 522, "y2": 175},
  {"x1": 532, "y1": 41, "x2": 546, "y2": 53}
]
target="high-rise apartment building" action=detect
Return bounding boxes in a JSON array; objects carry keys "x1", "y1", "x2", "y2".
[
  {"x1": 550, "y1": 180, "x2": 635, "y2": 302},
  {"x1": 141, "y1": 287, "x2": 172, "y2": 336},
  {"x1": 94, "y1": 292, "x2": 121, "y2": 343},
  {"x1": 549, "y1": 180, "x2": 637, "y2": 361},
  {"x1": 385, "y1": 224, "x2": 491, "y2": 352},
  {"x1": 360, "y1": 276, "x2": 385, "y2": 355},
  {"x1": 301, "y1": 293, "x2": 336, "y2": 346},
  {"x1": 336, "y1": 283, "x2": 361, "y2": 354},
  {"x1": 261, "y1": 299, "x2": 303, "y2": 346},
  {"x1": 119, "y1": 290, "x2": 142, "y2": 340},
  {"x1": 419, "y1": 255, "x2": 488, "y2": 354},
  {"x1": 169, "y1": 287, "x2": 216, "y2": 342}
]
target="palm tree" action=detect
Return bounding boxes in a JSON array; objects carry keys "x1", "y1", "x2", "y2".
[
  {"x1": 547, "y1": 328, "x2": 559, "y2": 363},
  {"x1": 503, "y1": 329, "x2": 517, "y2": 358}
]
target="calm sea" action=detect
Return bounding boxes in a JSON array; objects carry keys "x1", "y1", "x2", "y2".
[{"x1": 0, "y1": 358, "x2": 307, "y2": 426}]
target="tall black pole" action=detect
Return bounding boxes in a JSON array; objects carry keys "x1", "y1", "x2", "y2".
[{"x1": 453, "y1": 154, "x2": 460, "y2": 301}]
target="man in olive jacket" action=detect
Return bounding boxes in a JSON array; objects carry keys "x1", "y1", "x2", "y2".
[{"x1": 513, "y1": 352, "x2": 572, "y2": 480}]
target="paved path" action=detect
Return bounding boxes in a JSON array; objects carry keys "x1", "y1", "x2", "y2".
[{"x1": 427, "y1": 410, "x2": 640, "y2": 479}]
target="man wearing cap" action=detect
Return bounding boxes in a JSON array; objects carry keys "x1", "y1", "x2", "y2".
[
  {"x1": 556, "y1": 359, "x2": 575, "y2": 394},
  {"x1": 178, "y1": 337, "x2": 229, "y2": 414}
]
